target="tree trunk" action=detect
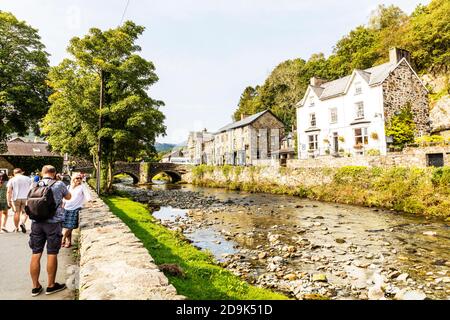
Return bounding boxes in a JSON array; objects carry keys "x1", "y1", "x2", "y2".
[{"x1": 105, "y1": 160, "x2": 114, "y2": 193}]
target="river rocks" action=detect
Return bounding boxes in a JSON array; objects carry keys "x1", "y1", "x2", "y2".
[
  {"x1": 283, "y1": 273, "x2": 297, "y2": 281},
  {"x1": 258, "y1": 252, "x2": 268, "y2": 260},
  {"x1": 268, "y1": 234, "x2": 281, "y2": 243},
  {"x1": 395, "y1": 289, "x2": 427, "y2": 300},
  {"x1": 312, "y1": 274, "x2": 328, "y2": 282},
  {"x1": 368, "y1": 285, "x2": 385, "y2": 300},
  {"x1": 396, "y1": 273, "x2": 409, "y2": 282},
  {"x1": 116, "y1": 183, "x2": 450, "y2": 300}
]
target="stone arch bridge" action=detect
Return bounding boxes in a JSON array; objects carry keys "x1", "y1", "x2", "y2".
[{"x1": 114, "y1": 162, "x2": 190, "y2": 184}]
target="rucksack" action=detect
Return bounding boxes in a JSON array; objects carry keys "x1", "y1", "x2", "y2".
[{"x1": 25, "y1": 180, "x2": 58, "y2": 222}]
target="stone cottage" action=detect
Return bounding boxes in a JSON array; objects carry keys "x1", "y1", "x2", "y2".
[
  {"x1": 186, "y1": 129, "x2": 215, "y2": 165},
  {"x1": 296, "y1": 48, "x2": 430, "y2": 159},
  {"x1": 213, "y1": 110, "x2": 285, "y2": 166}
]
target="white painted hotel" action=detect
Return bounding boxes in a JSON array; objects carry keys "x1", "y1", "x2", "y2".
[{"x1": 296, "y1": 48, "x2": 429, "y2": 159}]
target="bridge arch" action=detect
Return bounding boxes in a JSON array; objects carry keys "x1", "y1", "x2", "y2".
[
  {"x1": 150, "y1": 170, "x2": 182, "y2": 183},
  {"x1": 113, "y1": 171, "x2": 139, "y2": 184}
]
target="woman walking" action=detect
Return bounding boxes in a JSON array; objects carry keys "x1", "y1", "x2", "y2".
[
  {"x1": 0, "y1": 173, "x2": 9, "y2": 233},
  {"x1": 62, "y1": 174, "x2": 91, "y2": 247}
]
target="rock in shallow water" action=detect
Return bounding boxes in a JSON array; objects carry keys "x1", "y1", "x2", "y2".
[
  {"x1": 395, "y1": 289, "x2": 427, "y2": 300},
  {"x1": 368, "y1": 285, "x2": 385, "y2": 300},
  {"x1": 312, "y1": 274, "x2": 328, "y2": 282}
]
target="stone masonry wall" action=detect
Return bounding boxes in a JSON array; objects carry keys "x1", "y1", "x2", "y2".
[
  {"x1": 78, "y1": 190, "x2": 185, "y2": 300},
  {"x1": 287, "y1": 145, "x2": 450, "y2": 169},
  {"x1": 184, "y1": 166, "x2": 335, "y2": 188},
  {"x1": 383, "y1": 60, "x2": 430, "y2": 136}
]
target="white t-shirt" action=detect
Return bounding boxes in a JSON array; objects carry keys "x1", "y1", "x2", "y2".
[
  {"x1": 63, "y1": 183, "x2": 91, "y2": 211},
  {"x1": 7, "y1": 175, "x2": 32, "y2": 201}
]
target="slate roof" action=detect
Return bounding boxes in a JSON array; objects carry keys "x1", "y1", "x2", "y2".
[
  {"x1": 2, "y1": 139, "x2": 60, "y2": 157},
  {"x1": 305, "y1": 61, "x2": 395, "y2": 102},
  {"x1": 216, "y1": 110, "x2": 271, "y2": 133}
]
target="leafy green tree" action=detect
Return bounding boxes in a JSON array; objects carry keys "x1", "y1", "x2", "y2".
[
  {"x1": 385, "y1": 106, "x2": 416, "y2": 149},
  {"x1": 0, "y1": 11, "x2": 50, "y2": 152},
  {"x1": 232, "y1": 86, "x2": 261, "y2": 121},
  {"x1": 405, "y1": 0, "x2": 450, "y2": 73},
  {"x1": 328, "y1": 26, "x2": 380, "y2": 78},
  {"x1": 42, "y1": 21, "x2": 166, "y2": 192},
  {"x1": 369, "y1": 5, "x2": 409, "y2": 64}
]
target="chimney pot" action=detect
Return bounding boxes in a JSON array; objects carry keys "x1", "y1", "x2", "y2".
[
  {"x1": 389, "y1": 47, "x2": 411, "y2": 64},
  {"x1": 310, "y1": 77, "x2": 326, "y2": 87}
]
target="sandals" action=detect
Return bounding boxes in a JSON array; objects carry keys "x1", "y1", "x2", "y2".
[
  {"x1": 64, "y1": 243, "x2": 72, "y2": 248},
  {"x1": 1, "y1": 227, "x2": 8, "y2": 233}
]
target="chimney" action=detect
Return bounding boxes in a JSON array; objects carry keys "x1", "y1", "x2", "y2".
[
  {"x1": 389, "y1": 47, "x2": 411, "y2": 64},
  {"x1": 240, "y1": 113, "x2": 248, "y2": 121},
  {"x1": 310, "y1": 77, "x2": 326, "y2": 87}
]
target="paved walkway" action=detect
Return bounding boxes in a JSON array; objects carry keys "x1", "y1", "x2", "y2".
[{"x1": 0, "y1": 210, "x2": 75, "y2": 300}]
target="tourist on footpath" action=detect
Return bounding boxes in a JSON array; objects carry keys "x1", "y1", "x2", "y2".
[
  {"x1": 27, "y1": 165, "x2": 71, "y2": 297},
  {"x1": 62, "y1": 173, "x2": 91, "y2": 248},
  {"x1": 31, "y1": 171, "x2": 40, "y2": 183},
  {"x1": 6, "y1": 168, "x2": 32, "y2": 233},
  {"x1": 0, "y1": 173, "x2": 9, "y2": 233}
]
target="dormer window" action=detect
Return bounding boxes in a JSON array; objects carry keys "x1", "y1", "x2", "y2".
[
  {"x1": 355, "y1": 82, "x2": 362, "y2": 95},
  {"x1": 355, "y1": 102, "x2": 364, "y2": 119},
  {"x1": 309, "y1": 113, "x2": 317, "y2": 127}
]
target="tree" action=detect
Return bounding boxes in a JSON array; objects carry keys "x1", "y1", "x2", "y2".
[
  {"x1": 0, "y1": 11, "x2": 50, "y2": 152},
  {"x1": 369, "y1": 5, "x2": 409, "y2": 64},
  {"x1": 404, "y1": 0, "x2": 450, "y2": 73},
  {"x1": 328, "y1": 26, "x2": 380, "y2": 77},
  {"x1": 385, "y1": 106, "x2": 416, "y2": 149},
  {"x1": 232, "y1": 86, "x2": 261, "y2": 121},
  {"x1": 42, "y1": 21, "x2": 166, "y2": 192}
]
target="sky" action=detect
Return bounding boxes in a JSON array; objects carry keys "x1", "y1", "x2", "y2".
[{"x1": 1, "y1": 0, "x2": 429, "y2": 144}]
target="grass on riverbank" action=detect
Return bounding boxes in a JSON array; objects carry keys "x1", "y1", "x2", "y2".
[{"x1": 103, "y1": 195, "x2": 288, "y2": 300}]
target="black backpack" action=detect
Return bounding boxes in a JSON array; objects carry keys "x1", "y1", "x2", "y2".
[{"x1": 25, "y1": 180, "x2": 58, "y2": 222}]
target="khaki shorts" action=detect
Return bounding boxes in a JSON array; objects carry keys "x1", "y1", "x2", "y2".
[{"x1": 12, "y1": 199, "x2": 27, "y2": 213}]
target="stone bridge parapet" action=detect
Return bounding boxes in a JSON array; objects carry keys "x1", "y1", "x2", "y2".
[{"x1": 114, "y1": 162, "x2": 191, "y2": 184}]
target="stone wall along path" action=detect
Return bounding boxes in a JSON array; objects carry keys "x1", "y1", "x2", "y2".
[{"x1": 78, "y1": 189, "x2": 185, "y2": 300}]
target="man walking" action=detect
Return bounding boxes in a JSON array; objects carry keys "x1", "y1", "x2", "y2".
[
  {"x1": 28, "y1": 165, "x2": 71, "y2": 296},
  {"x1": 6, "y1": 168, "x2": 32, "y2": 233}
]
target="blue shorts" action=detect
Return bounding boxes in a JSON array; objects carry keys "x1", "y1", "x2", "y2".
[
  {"x1": 29, "y1": 222, "x2": 62, "y2": 255},
  {"x1": 63, "y1": 208, "x2": 80, "y2": 230}
]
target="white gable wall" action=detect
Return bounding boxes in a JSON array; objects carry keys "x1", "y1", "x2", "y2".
[{"x1": 297, "y1": 72, "x2": 387, "y2": 159}]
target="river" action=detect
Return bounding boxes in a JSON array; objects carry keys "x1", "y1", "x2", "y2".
[{"x1": 116, "y1": 178, "x2": 450, "y2": 300}]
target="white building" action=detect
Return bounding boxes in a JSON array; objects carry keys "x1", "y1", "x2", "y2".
[{"x1": 296, "y1": 48, "x2": 430, "y2": 159}]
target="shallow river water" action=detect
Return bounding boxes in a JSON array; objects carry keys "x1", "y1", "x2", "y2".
[{"x1": 119, "y1": 181, "x2": 450, "y2": 300}]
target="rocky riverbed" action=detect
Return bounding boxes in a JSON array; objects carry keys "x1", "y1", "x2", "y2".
[{"x1": 118, "y1": 183, "x2": 450, "y2": 300}]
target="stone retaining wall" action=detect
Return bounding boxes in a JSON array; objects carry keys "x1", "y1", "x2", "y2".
[
  {"x1": 184, "y1": 166, "x2": 335, "y2": 188},
  {"x1": 78, "y1": 190, "x2": 185, "y2": 300},
  {"x1": 287, "y1": 146, "x2": 450, "y2": 169}
]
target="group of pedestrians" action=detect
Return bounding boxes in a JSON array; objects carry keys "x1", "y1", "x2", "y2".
[{"x1": 0, "y1": 165, "x2": 91, "y2": 297}]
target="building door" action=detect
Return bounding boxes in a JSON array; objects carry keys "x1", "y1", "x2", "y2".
[{"x1": 333, "y1": 132, "x2": 339, "y2": 154}]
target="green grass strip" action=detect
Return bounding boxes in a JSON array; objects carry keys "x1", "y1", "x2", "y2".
[{"x1": 104, "y1": 196, "x2": 288, "y2": 300}]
